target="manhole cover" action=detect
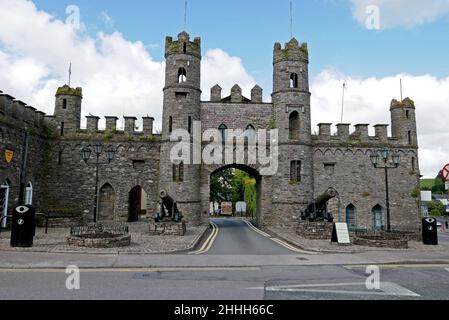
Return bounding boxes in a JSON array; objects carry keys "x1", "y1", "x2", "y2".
[{"x1": 133, "y1": 272, "x2": 162, "y2": 279}]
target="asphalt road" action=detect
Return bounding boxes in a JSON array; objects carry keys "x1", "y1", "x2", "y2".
[
  {"x1": 1, "y1": 219, "x2": 449, "y2": 300},
  {"x1": 1, "y1": 265, "x2": 449, "y2": 300},
  {"x1": 204, "y1": 219, "x2": 294, "y2": 255}
]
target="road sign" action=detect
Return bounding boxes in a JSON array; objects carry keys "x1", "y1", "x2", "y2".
[
  {"x1": 331, "y1": 223, "x2": 351, "y2": 245},
  {"x1": 443, "y1": 164, "x2": 449, "y2": 182}
]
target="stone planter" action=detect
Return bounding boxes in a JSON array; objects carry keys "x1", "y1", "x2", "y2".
[
  {"x1": 67, "y1": 223, "x2": 131, "y2": 248},
  {"x1": 67, "y1": 234, "x2": 131, "y2": 248}
]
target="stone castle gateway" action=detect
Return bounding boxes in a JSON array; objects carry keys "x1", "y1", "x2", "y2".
[{"x1": 0, "y1": 31, "x2": 421, "y2": 231}]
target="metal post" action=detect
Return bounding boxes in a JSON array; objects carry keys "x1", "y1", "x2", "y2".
[
  {"x1": 93, "y1": 153, "x2": 100, "y2": 223},
  {"x1": 385, "y1": 165, "x2": 391, "y2": 232}
]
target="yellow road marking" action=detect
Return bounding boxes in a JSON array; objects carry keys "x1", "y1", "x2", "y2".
[
  {"x1": 0, "y1": 266, "x2": 260, "y2": 273},
  {"x1": 189, "y1": 221, "x2": 219, "y2": 255}
]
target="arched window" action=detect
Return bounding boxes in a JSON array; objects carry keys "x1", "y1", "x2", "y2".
[
  {"x1": 178, "y1": 67, "x2": 187, "y2": 83},
  {"x1": 290, "y1": 73, "x2": 298, "y2": 88},
  {"x1": 219, "y1": 124, "x2": 228, "y2": 144},
  {"x1": 245, "y1": 124, "x2": 256, "y2": 145},
  {"x1": 372, "y1": 205, "x2": 383, "y2": 230},
  {"x1": 24, "y1": 182, "x2": 33, "y2": 205},
  {"x1": 289, "y1": 111, "x2": 300, "y2": 140},
  {"x1": 346, "y1": 204, "x2": 356, "y2": 227}
]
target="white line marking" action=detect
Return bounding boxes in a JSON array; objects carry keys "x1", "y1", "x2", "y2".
[{"x1": 249, "y1": 282, "x2": 419, "y2": 297}]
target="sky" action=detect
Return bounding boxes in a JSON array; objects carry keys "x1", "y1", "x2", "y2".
[{"x1": 0, "y1": 0, "x2": 448, "y2": 178}]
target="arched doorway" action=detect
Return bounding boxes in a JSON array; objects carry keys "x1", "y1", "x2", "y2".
[
  {"x1": 209, "y1": 165, "x2": 261, "y2": 221},
  {"x1": 98, "y1": 183, "x2": 115, "y2": 221},
  {"x1": 128, "y1": 186, "x2": 147, "y2": 222},
  {"x1": 0, "y1": 180, "x2": 10, "y2": 228}
]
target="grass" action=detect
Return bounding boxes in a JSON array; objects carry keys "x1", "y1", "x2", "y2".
[{"x1": 420, "y1": 179, "x2": 435, "y2": 189}]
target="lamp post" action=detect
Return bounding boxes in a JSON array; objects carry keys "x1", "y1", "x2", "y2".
[
  {"x1": 82, "y1": 142, "x2": 115, "y2": 223},
  {"x1": 370, "y1": 149, "x2": 401, "y2": 232}
]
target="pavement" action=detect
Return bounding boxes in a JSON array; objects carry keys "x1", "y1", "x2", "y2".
[{"x1": 1, "y1": 218, "x2": 449, "y2": 300}]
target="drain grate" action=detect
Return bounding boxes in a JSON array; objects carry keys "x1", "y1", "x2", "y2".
[{"x1": 296, "y1": 257, "x2": 309, "y2": 261}]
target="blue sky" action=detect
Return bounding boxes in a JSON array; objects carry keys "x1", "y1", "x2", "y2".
[
  {"x1": 1, "y1": 0, "x2": 449, "y2": 177},
  {"x1": 32, "y1": 0, "x2": 449, "y2": 81}
]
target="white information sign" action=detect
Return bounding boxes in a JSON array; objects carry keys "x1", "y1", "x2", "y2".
[{"x1": 331, "y1": 223, "x2": 351, "y2": 245}]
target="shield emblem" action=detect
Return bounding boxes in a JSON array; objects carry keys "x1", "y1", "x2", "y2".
[{"x1": 5, "y1": 149, "x2": 13, "y2": 164}]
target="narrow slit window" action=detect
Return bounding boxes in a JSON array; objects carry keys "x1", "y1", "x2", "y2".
[
  {"x1": 62, "y1": 99, "x2": 67, "y2": 109},
  {"x1": 290, "y1": 73, "x2": 298, "y2": 88},
  {"x1": 408, "y1": 131, "x2": 412, "y2": 145},
  {"x1": 290, "y1": 160, "x2": 301, "y2": 183},
  {"x1": 178, "y1": 67, "x2": 187, "y2": 83},
  {"x1": 60, "y1": 122, "x2": 64, "y2": 136},
  {"x1": 169, "y1": 116, "x2": 173, "y2": 133},
  {"x1": 188, "y1": 116, "x2": 192, "y2": 134}
]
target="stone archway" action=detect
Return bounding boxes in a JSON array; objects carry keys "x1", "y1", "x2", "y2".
[
  {"x1": 202, "y1": 164, "x2": 263, "y2": 225},
  {"x1": 98, "y1": 183, "x2": 115, "y2": 221}
]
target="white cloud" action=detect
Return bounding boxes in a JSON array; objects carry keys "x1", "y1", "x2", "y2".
[
  {"x1": 310, "y1": 70, "x2": 449, "y2": 178},
  {"x1": 351, "y1": 0, "x2": 449, "y2": 29},
  {"x1": 0, "y1": 0, "x2": 255, "y2": 131},
  {"x1": 202, "y1": 49, "x2": 256, "y2": 100}
]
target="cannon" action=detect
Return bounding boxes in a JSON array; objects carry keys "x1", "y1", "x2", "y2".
[
  {"x1": 301, "y1": 188, "x2": 337, "y2": 222},
  {"x1": 155, "y1": 189, "x2": 183, "y2": 223}
]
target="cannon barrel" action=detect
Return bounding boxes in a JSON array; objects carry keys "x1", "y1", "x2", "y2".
[
  {"x1": 156, "y1": 189, "x2": 183, "y2": 222},
  {"x1": 314, "y1": 188, "x2": 337, "y2": 208}
]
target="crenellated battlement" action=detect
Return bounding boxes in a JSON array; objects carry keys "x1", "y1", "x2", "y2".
[
  {"x1": 165, "y1": 31, "x2": 201, "y2": 58},
  {"x1": 0, "y1": 90, "x2": 51, "y2": 133},
  {"x1": 80, "y1": 115, "x2": 156, "y2": 137},
  {"x1": 208, "y1": 84, "x2": 265, "y2": 103},
  {"x1": 312, "y1": 123, "x2": 400, "y2": 146},
  {"x1": 390, "y1": 97, "x2": 415, "y2": 110},
  {"x1": 273, "y1": 38, "x2": 309, "y2": 63}
]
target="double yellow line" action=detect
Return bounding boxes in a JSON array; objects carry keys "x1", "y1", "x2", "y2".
[{"x1": 189, "y1": 221, "x2": 219, "y2": 255}]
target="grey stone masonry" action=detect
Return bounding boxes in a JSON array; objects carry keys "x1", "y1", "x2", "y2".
[
  {"x1": 86, "y1": 115, "x2": 100, "y2": 132},
  {"x1": 105, "y1": 116, "x2": 119, "y2": 131},
  {"x1": 142, "y1": 117, "x2": 154, "y2": 135},
  {"x1": 0, "y1": 31, "x2": 423, "y2": 236},
  {"x1": 211, "y1": 85, "x2": 222, "y2": 102}
]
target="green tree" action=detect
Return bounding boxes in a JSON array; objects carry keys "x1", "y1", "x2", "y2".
[
  {"x1": 428, "y1": 201, "x2": 447, "y2": 217},
  {"x1": 210, "y1": 168, "x2": 235, "y2": 205},
  {"x1": 432, "y1": 171, "x2": 446, "y2": 194}
]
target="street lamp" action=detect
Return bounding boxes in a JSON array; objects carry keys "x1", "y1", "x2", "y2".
[
  {"x1": 370, "y1": 149, "x2": 401, "y2": 232},
  {"x1": 81, "y1": 142, "x2": 115, "y2": 223}
]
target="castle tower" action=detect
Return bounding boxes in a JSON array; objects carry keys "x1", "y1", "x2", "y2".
[
  {"x1": 268, "y1": 38, "x2": 314, "y2": 225},
  {"x1": 159, "y1": 31, "x2": 202, "y2": 224},
  {"x1": 390, "y1": 98, "x2": 418, "y2": 146},
  {"x1": 53, "y1": 85, "x2": 82, "y2": 136}
]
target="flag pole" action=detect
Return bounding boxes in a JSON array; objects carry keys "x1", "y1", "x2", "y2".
[
  {"x1": 68, "y1": 62, "x2": 72, "y2": 87},
  {"x1": 340, "y1": 81, "x2": 347, "y2": 123}
]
